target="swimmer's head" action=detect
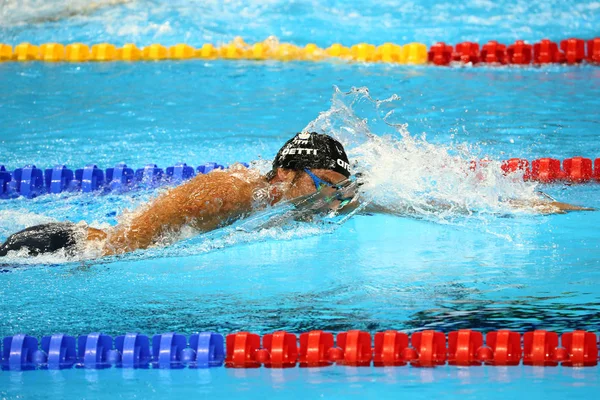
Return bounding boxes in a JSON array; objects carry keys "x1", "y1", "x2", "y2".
[
  {"x1": 267, "y1": 132, "x2": 351, "y2": 180},
  {"x1": 267, "y1": 132, "x2": 354, "y2": 207}
]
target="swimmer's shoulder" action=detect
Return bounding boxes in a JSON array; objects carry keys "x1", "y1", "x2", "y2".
[
  {"x1": 181, "y1": 164, "x2": 266, "y2": 193},
  {"x1": 204, "y1": 164, "x2": 263, "y2": 181}
]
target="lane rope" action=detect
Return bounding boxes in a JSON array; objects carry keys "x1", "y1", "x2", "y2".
[
  {"x1": 0, "y1": 37, "x2": 599, "y2": 65},
  {"x1": 1, "y1": 156, "x2": 599, "y2": 199},
  {"x1": 1, "y1": 329, "x2": 597, "y2": 370}
]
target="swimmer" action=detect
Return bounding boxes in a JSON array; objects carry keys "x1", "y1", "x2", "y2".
[
  {"x1": 0, "y1": 132, "x2": 594, "y2": 258},
  {"x1": 0, "y1": 133, "x2": 354, "y2": 258}
]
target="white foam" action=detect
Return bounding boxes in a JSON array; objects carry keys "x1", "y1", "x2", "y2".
[{"x1": 305, "y1": 86, "x2": 540, "y2": 224}]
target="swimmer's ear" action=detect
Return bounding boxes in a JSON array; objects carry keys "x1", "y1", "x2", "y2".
[{"x1": 272, "y1": 168, "x2": 297, "y2": 183}]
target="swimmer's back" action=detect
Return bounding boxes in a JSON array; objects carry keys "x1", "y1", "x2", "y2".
[{"x1": 102, "y1": 167, "x2": 267, "y2": 255}]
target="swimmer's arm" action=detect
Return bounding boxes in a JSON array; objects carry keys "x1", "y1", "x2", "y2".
[
  {"x1": 102, "y1": 172, "x2": 261, "y2": 255},
  {"x1": 355, "y1": 199, "x2": 594, "y2": 216},
  {"x1": 507, "y1": 200, "x2": 595, "y2": 214},
  {"x1": 357, "y1": 202, "x2": 453, "y2": 216},
  {"x1": 332, "y1": 197, "x2": 438, "y2": 216}
]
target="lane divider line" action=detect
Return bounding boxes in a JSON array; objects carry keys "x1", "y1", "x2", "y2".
[
  {"x1": 2, "y1": 329, "x2": 597, "y2": 371},
  {"x1": 1, "y1": 37, "x2": 599, "y2": 65},
  {"x1": 1, "y1": 156, "x2": 599, "y2": 200}
]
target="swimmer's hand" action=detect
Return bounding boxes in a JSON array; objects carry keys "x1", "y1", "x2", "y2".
[{"x1": 508, "y1": 200, "x2": 595, "y2": 214}]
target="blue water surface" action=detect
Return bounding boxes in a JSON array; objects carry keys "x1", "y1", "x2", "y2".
[
  {"x1": 1, "y1": 366, "x2": 598, "y2": 399},
  {"x1": 1, "y1": 0, "x2": 600, "y2": 399},
  {"x1": 1, "y1": 0, "x2": 600, "y2": 47}
]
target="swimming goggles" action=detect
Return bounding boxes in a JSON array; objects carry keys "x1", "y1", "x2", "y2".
[{"x1": 304, "y1": 168, "x2": 355, "y2": 208}]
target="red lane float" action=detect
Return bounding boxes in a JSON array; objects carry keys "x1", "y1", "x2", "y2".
[
  {"x1": 563, "y1": 157, "x2": 593, "y2": 182},
  {"x1": 523, "y1": 330, "x2": 560, "y2": 366},
  {"x1": 373, "y1": 330, "x2": 409, "y2": 366},
  {"x1": 560, "y1": 38, "x2": 586, "y2": 64},
  {"x1": 410, "y1": 330, "x2": 447, "y2": 367},
  {"x1": 336, "y1": 330, "x2": 372, "y2": 366},
  {"x1": 225, "y1": 332, "x2": 261, "y2": 368},
  {"x1": 261, "y1": 331, "x2": 298, "y2": 368},
  {"x1": 534, "y1": 39, "x2": 564, "y2": 64},
  {"x1": 530, "y1": 158, "x2": 567, "y2": 182},
  {"x1": 298, "y1": 330, "x2": 334, "y2": 367},
  {"x1": 561, "y1": 331, "x2": 599, "y2": 367},
  {"x1": 483, "y1": 330, "x2": 522, "y2": 366},
  {"x1": 481, "y1": 41, "x2": 507, "y2": 64},
  {"x1": 428, "y1": 42, "x2": 453, "y2": 66},
  {"x1": 448, "y1": 330, "x2": 483, "y2": 366},
  {"x1": 589, "y1": 38, "x2": 600, "y2": 63},
  {"x1": 454, "y1": 42, "x2": 480, "y2": 64},
  {"x1": 507, "y1": 40, "x2": 533, "y2": 64},
  {"x1": 501, "y1": 158, "x2": 531, "y2": 180}
]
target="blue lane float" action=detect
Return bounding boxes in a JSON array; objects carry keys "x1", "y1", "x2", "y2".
[
  {"x1": 41, "y1": 334, "x2": 77, "y2": 370},
  {"x1": 0, "y1": 166, "x2": 11, "y2": 195},
  {"x1": 77, "y1": 165, "x2": 105, "y2": 193},
  {"x1": 115, "y1": 333, "x2": 151, "y2": 369},
  {"x1": 190, "y1": 332, "x2": 225, "y2": 368},
  {"x1": 152, "y1": 333, "x2": 187, "y2": 369},
  {"x1": 135, "y1": 164, "x2": 164, "y2": 187},
  {"x1": 166, "y1": 162, "x2": 195, "y2": 182},
  {"x1": 45, "y1": 165, "x2": 75, "y2": 194},
  {"x1": 106, "y1": 163, "x2": 135, "y2": 192},
  {"x1": 1, "y1": 332, "x2": 225, "y2": 371},
  {"x1": 197, "y1": 162, "x2": 224, "y2": 174},
  {"x1": 2, "y1": 334, "x2": 40, "y2": 371},
  {"x1": 77, "y1": 333, "x2": 113, "y2": 369},
  {"x1": 11, "y1": 165, "x2": 45, "y2": 198},
  {"x1": 0, "y1": 161, "x2": 243, "y2": 199}
]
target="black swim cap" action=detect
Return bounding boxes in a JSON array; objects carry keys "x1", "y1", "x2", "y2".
[{"x1": 271, "y1": 132, "x2": 351, "y2": 178}]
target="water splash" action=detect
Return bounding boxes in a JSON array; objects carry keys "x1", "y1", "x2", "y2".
[{"x1": 306, "y1": 86, "x2": 541, "y2": 224}]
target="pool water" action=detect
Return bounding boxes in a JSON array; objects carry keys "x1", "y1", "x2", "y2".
[
  {"x1": 1, "y1": 365, "x2": 598, "y2": 399},
  {"x1": 1, "y1": 0, "x2": 600, "y2": 398},
  {"x1": 2, "y1": 0, "x2": 599, "y2": 49}
]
